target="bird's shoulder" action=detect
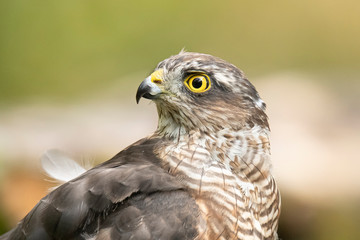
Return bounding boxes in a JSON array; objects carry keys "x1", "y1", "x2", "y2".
[{"x1": 4, "y1": 137, "x2": 201, "y2": 240}]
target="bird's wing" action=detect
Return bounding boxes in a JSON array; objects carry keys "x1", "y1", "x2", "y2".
[{"x1": 1, "y1": 138, "x2": 200, "y2": 240}]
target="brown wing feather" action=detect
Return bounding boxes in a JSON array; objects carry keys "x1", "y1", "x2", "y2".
[{"x1": 1, "y1": 138, "x2": 200, "y2": 240}]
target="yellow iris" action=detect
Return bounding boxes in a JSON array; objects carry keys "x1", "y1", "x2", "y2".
[{"x1": 184, "y1": 74, "x2": 211, "y2": 93}]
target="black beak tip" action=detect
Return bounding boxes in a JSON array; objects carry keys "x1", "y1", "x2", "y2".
[
  {"x1": 136, "y1": 81, "x2": 147, "y2": 104},
  {"x1": 136, "y1": 92, "x2": 142, "y2": 104}
]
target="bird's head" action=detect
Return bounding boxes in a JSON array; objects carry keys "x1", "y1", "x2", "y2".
[{"x1": 136, "y1": 51, "x2": 268, "y2": 138}]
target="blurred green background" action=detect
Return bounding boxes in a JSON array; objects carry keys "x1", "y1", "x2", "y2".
[{"x1": 1, "y1": 0, "x2": 360, "y2": 239}]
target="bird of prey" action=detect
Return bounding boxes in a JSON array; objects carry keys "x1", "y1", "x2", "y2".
[{"x1": 0, "y1": 52, "x2": 280, "y2": 240}]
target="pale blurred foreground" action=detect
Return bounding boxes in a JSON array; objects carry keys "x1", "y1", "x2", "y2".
[{"x1": 0, "y1": 72, "x2": 359, "y2": 239}]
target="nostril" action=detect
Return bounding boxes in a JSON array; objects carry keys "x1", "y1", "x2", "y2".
[{"x1": 152, "y1": 79, "x2": 162, "y2": 84}]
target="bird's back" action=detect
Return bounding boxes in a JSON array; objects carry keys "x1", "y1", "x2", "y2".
[{"x1": 0, "y1": 138, "x2": 201, "y2": 240}]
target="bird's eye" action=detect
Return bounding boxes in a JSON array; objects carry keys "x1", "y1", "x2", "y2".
[{"x1": 184, "y1": 74, "x2": 211, "y2": 93}]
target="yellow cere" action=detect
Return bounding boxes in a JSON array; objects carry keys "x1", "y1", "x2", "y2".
[
  {"x1": 184, "y1": 74, "x2": 211, "y2": 93},
  {"x1": 150, "y1": 69, "x2": 164, "y2": 84}
]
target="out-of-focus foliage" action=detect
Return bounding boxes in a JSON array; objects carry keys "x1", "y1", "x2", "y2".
[
  {"x1": 279, "y1": 195, "x2": 360, "y2": 240},
  {"x1": 0, "y1": 0, "x2": 359, "y2": 103}
]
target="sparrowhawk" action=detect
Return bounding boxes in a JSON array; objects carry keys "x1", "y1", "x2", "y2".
[{"x1": 0, "y1": 51, "x2": 281, "y2": 240}]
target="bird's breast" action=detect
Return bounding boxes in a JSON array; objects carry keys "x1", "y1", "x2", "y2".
[{"x1": 154, "y1": 133, "x2": 279, "y2": 240}]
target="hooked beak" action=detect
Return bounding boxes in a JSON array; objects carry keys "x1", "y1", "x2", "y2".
[{"x1": 136, "y1": 76, "x2": 162, "y2": 104}]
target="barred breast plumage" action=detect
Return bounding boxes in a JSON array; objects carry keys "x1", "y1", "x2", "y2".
[{"x1": 155, "y1": 125, "x2": 280, "y2": 240}]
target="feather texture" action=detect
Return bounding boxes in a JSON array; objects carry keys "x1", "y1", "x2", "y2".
[
  {"x1": 41, "y1": 149, "x2": 87, "y2": 183},
  {"x1": 1, "y1": 138, "x2": 200, "y2": 240}
]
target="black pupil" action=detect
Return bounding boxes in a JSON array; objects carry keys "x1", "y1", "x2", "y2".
[{"x1": 192, "y1": 78, "x2": 203, "y2": 89}]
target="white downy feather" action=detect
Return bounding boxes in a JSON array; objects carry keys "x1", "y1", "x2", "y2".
[{"x1": 41, "y1": 149, "x2": 87, "y2": 183}]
